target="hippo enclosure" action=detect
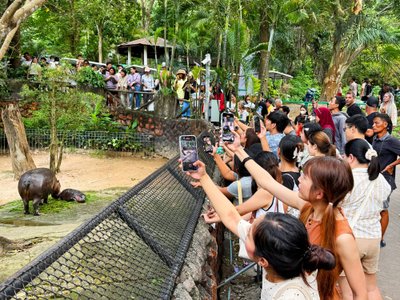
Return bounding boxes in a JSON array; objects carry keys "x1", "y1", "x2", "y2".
[{"x1": 0, "y1": 127, "x2": 217, "y2": 299}]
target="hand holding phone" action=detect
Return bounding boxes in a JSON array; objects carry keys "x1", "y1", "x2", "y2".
[
  {"x1": 179, "y1": 135, "x2": 199, "y2": 171},
  {"x1": 221, "y1": 112, "x2": 235, "y2": 143}
]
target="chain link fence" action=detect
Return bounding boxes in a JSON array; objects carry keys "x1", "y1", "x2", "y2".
[
  {"x1": 0, "y1": 129, "x2": 154, "y2": 155},
  {"x1": 0, "y1": 130, "x2": 217, "y2": 300}
]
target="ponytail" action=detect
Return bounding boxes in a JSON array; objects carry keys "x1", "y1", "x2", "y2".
[
  {"x1": 328, "y1": 144, "x2": 336, "y2": 157},
  {"x1": 302, "y1": 244, "x2": 336, "y2": 274},
  {"x1": 344, "y1": 139, "x2": 380, "y2": 181},
  {"x1": 308, "y1": 131, "x2": 336, "y2": 157},
  {"x1": 368, "y1": 156, "x2": 380, "y2": 181}
]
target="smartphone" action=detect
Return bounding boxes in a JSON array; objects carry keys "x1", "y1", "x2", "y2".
[
  {"x1": 202, "y1": 136, "x2": 213, "y2": 154},
  {"x1": 253, "y1": 115, "x2": 261, "y2": 133},
  {"x1": 221, "y1": 112, "x2": 235, "y2": 143},
  {"x1": 179, "y1": 135, "x2": 198, "y2": 172}
]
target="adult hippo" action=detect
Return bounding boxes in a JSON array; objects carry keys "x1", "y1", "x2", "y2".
[
  {"x1": 58, "y1": 189, "x2": 86, "y2": 203},
  {"x1": 18, "y1": 168, "x2": 61, "y2": 216}
]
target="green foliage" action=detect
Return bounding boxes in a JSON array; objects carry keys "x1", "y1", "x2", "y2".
[
  {"x1": 85, "y1": 98, "x2": 120, "y2": 131},
  {"x1": 0, "y1": 192, "x2": 114, "y2": 215},
  {"x1": 107, "y1": 137, "x2": 143, "y2": 152},
  {"x1": 76, "y1": 67, "x2": 105, "y2": 88},
  {"x1": 288, "y1": 62, "x2": 321, "y2": 100},
  {"x1": 0, "y1": 64, "x2": 10, "y2": 98}
]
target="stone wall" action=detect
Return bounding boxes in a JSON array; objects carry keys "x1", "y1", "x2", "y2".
[{"x1": 111, "y1": 110, "x2": 213, "y2": 159}]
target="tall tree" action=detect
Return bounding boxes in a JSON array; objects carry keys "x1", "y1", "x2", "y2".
[
  {"x1": 319, "y1": 1, "x2": 395, "y2": 100},
  {"x1": 139, "y1": 0, "x2": 156, "y2": 33}
]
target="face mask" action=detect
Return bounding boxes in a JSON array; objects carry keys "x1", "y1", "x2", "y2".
[{"x1": 300, "y1": 110, "x2": 306, "y2": 115}]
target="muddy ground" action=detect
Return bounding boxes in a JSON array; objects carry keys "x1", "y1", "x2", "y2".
[{"x1": 0, "y1": 151, "x2": 167, "y2": 282}]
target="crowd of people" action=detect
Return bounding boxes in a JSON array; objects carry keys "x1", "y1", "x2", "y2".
[{"x1": 180, "y1": 88, "x2": 399, "y2": 298}]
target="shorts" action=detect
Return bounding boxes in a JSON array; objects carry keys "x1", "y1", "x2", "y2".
[
  {"x1": 356, "y1": 238, "x2": 380, "y2": 274},
  {"x1": 382, "y1": 190, "x2": 393, "y2": 210}
]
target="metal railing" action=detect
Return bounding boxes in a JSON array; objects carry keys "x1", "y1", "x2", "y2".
[{"x1": 0, "y1": 129, "x2": 154, "y2": 155}]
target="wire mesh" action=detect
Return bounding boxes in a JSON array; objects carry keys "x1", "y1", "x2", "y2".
[
  {"x1": 0, "y1": 130, "x2": 217, "y2": 300},
  {"x1": 0, "y1": 129, "x2": 154, "y2": 154}
]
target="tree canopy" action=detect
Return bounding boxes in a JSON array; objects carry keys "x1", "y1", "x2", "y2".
[{"x1": 2, "y1": 0, "x2": 400, "y2": 99}]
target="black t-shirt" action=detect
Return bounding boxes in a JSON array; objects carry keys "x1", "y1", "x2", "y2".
[
  {"x1": 347, "y1": 103, "x2": 363, "y2": 117},
  {"x1": 282, "y1": 171, "x2": 300, "y2": 191},
  {"x1": 372, "y1": 134, "x2": 400, "y2": 190}
]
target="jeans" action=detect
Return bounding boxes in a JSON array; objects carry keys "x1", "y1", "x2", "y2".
[
  {"x1": 134, "y1": 85, "x2": 141, "y2": 108},
  {"x1": 182, "y1": 100, "x2": 191, "y2": 118}
]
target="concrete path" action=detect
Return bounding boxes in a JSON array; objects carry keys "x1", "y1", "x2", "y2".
[{"x1": 378, "y1": 172, "x2": 400, "y2": 299}]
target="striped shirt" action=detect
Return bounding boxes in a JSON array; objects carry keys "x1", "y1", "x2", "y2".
[{"x1": 341, "y1": 168, "x2": 391, "y2": 239}]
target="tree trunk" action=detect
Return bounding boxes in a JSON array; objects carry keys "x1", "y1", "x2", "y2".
[
  {"x1": 163, "y1": 0, "x2": 169, "y2": 65},
  {"x1": 216, "y1": 33, "x2": 222, "y2": 68},
  {"x1": 321, "y1": 44, "x2": 365, "y2": 101},
  {"x1": 96, "y1": 23, "x2": 103, "y2": 63},
  {"x1": 261, "y1": 26, "x2": 274, "y2": 96},
  {"x1": 258, "y1": 15, "x2": 268, "y2": 95},
  {"x1": 222, "y1": 0, "x2": 230, "y2": 69},
  {"x1": 68, "y1": 0, "x2": 78, "y2": 56},
  {"x1": 140, "y1": 0, "x2": 155, "y2": 33},
  {"x1": 1, "y1": 103, "x2": 36, "y2": 179},
  {"x1": 49, "y1": 95, "x2": 57, "y2": 172},
  {"x1": 169, "y1": 19, "x2": 179, "y2": 69}
]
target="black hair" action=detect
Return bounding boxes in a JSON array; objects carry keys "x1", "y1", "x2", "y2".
[
  {"x1": 373, "y1": 113, "x2": 392, "y2": 129},
  {"x1": 302, "y1": 122, "x2": 322, "y2": 140},
  {"x1": 279, "y1": 135, "x2": 304, "y2": 163},
  {"x1": 345, "y1": 114, "x2": 368, "y2": 134},
  {"x1": 267, "y1": 111, "x2": 290, "y2": 133},
  {"x1": 299, "y1": 105, "x2": 308, "y2": 115},
  {"x1": 281, "y1": 105, "x2": 290, "y2": 115},
  {"x1": 334, "y1": 96, "x2": 346, "y2": 111},
  {"x1": 265, "y1": 98, "x2": 273, "y2": 104},
  {"x1": 109, "y1": 67, "x2": 116, "y2": 73},
  {"x1": 251, "y1": 151, "x2": 281, "y2": 194},
  {"x1": 233, "y1": 150, "x2": 252, "y2": 178},
  {"x1": 253, "y1": 213, "x2": 335, "y2": 281},
  {"x1": 344, "y1": 139, "x2": 380, "y2": 181}
]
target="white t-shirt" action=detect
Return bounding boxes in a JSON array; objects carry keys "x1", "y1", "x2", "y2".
[{"x1": 237, "y1": 220, "x2": 320, "y2": 300}]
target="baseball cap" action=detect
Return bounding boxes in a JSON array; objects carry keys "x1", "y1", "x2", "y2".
[{"x1": 366, "y1": 96, "x2": 379, "y2": 108}]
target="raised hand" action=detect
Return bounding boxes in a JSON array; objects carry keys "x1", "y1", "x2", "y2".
[
  {"x1": 179, "y1": 160, "x2": 207, "y2": 180},
  {"x1": 225, "y1": 131, "x2": 243, "y2": 153}
]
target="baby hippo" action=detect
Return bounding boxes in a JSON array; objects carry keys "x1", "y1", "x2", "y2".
[
  {"x1": 58, "y1": 189, "x2": 86, "y2": 203},
  {"x1": 18, "y1": 168, "x2": 61, "y2": 216}
]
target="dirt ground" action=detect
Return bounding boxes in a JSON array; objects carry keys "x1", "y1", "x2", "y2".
[
  {"x1": 0, "y1": 151, "x2": 167, "y2": 282},
  {"x1": 0, "y1": 151, "x2": 167, "y2": 205}
]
